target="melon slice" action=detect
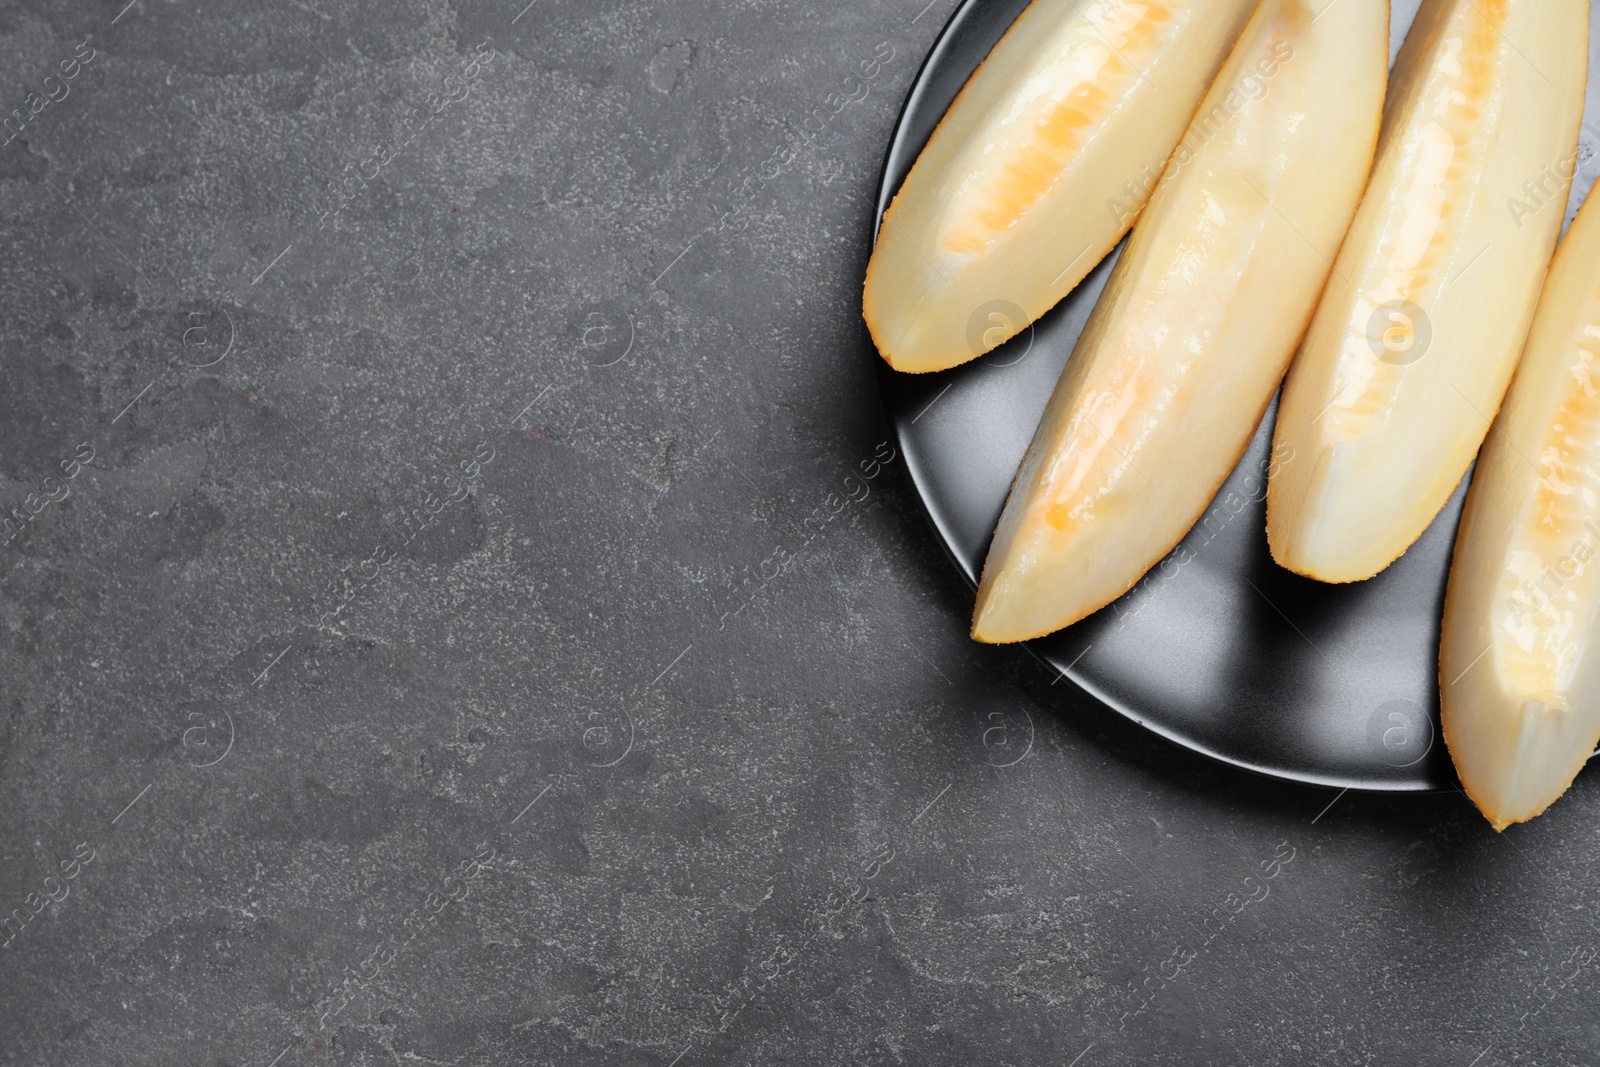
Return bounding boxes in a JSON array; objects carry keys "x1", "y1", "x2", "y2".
[
  {"x1": 972, "y1": 0, "x2": 1388, "y2": 644},
  {"x1": 1267, "y1": 0, "x2": 1589, "y2": 583},
  {"x1": 862, "y1": 0, "x2": 1259, "y2": 374},
  {"x1": 1443, "y1": 184, "x2": 1600, "y2": 830}
]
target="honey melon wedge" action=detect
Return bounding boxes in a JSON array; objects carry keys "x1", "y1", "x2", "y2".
[
  {"x1": 972, "y1": 0, "x2": 1388, "y2": 644},
  {"x1": 862, "y1": 0, "x2": 1258, "y2": 375},
  {"x1": 1443, "y1": 185, "x2": 1600, "y2": 830},
  {"x1": 1267, "y1": 0, "x2": 1590, "y2": 583}
]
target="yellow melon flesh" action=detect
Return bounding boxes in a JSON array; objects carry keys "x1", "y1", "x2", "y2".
[
  {"x1": 1267, "y1": 0, "x2": 1589, "y2": 583},
  {"x1": 972, "y1": 0, "x2": 1389, "y2": 644},
  {"x1": 1443, "y1": 185, "x2": 1600, "y2": 830},
  {"x1": 862, "y1": 0, "x2": 1259, "y2": 375}
]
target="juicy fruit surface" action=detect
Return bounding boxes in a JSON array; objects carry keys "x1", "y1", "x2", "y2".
[
  {"x1": 933, "y1": 3, "x2": 1170, "y2": 261},
  {"x1": 1443, "y1": 186, "x2": 1600, "y2": 830},
  {"x1": 862, "y1": 0, "x2": 1258, "y2": 374},
  {"x1": 972, "y1": 0, "x2": 1388, "y2": 643},
  {"x1": 1267, "y1": 0, "x2": 1589, "y2": 583}
]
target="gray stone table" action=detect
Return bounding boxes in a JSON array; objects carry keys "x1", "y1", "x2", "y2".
[{"x1": 0, "y1": 1, "x2": 1595, "y2": 1064}]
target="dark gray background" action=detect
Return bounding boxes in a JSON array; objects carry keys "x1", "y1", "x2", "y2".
[{"x1": 0, "y1": 1, "x2": 1594, "y2": 1064}]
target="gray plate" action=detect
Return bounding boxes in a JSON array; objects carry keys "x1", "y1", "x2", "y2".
[{"x1": 874, "y1": 0, "x2": 1600, "y2": 790}]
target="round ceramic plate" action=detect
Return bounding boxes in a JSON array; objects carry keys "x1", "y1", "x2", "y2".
[{"x1": 874, "y1": 0, "x2": 1600, "y2": 790}]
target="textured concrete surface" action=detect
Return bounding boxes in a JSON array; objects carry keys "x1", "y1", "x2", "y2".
[{"x1": 1, "y1": 1, "x2": 1599, "y2": 1064}]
